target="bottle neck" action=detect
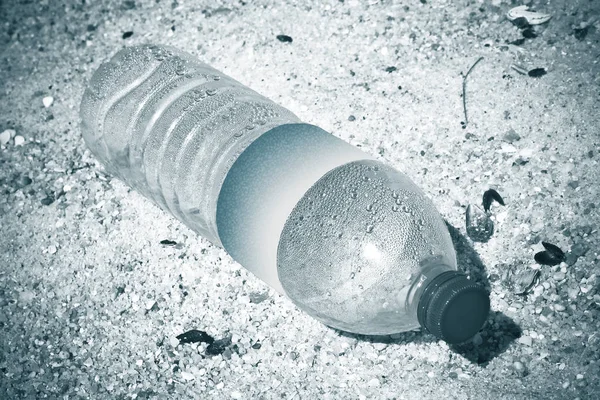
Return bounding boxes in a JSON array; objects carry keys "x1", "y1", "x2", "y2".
[{"x1": 405, "y1": 259, "x2": 456, "y2": 324}]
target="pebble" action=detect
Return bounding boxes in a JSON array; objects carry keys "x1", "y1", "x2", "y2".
[
  {"x1": 231, "y1": 391, "x2": 243, "y2": 399},
  {"x1": 367, "y1": 378, "x2": 380, "y2": 387},
  {"x1": 180, "y1": 371, "x2": 195, "y2": 381},
  {"x1": 169, "y1": 336, "x2": 180, "y2": 348},
  {"x1": 554, "y1": 304, "x2": 566, "y2": 312},
  {"x1": 0, "y1": 129, "x2": 13, "y2": 145},
  {"x1": 48, "y1": 245, "x2": 57, "y2": 254},
  {"x1": 553, "y1": 272, "x2": 566, "y2": 281},
  {"x1": 570, "y1": 243, "x2": 589, "y2": 257},
  {"x1": 43, "y1": 96, "x2": 54, "y2": 107},
  {"x1": 518, "y1": 336, "x2": 533, "y2": 346},
  {"x1": 562, "y1": 381, "x2": 570, "y2": 389},
  {"x1": 513, "y1": 361, "x2": 526, "y2": 374},
  {"x1": 14, "y1": 135, "x2": 25, "y2": 146},
  {"x1": 576, "y1": 374, "x2": 584, "y2": 380}
]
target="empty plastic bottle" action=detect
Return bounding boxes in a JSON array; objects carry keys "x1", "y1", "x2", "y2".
[{"x1": 80, "y1": 44, "x2": 490, "y2": 344}]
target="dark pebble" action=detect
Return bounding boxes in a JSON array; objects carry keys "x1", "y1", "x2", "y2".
[
  {"x1": 176, "y1": 329, "x2": 214, "y2": 345},
  {"x1": 122, "y1": 31, "x2": 134, "y2": 39},
  {"x1": 41, "y1": 196, "x2": 55, "y2": 206},
  {"x1": 565, "y1": 252, "x2": 579, "y2": 266},
  {"x1": 573, "y1": 26, "x2": 589, "y2": 41},
  {"x1": 528, "y1": 68, "x2": 547, "y2": 78},
  {"x1": 571, "y1": 243, "x2": 589, "y2": 257},
  {"x1": 512, "y1": 157, "x2": 529, "y2": 166},
  {"x1": 465, "y1": 204, "x2": 494, "y2": 242},
  {"x1": 206, "y1": 336, "x2": 232, "y2": 356},
  {"x1": 567, "y1": 180, "x2": 579, "y2": 189},
  {"x1": 276, "y1": 35, "x2": 293, "y2": 43},
  {"x1": 385, "y1": 66, "x2": 397, "y2": 73},
  {"x1": 503, "y1": 129, "x2": 521, "y2": 143},
  {"x1": 249, "y1": 291, "x2": 269, "y2": 304},
  {"x1": 222, "y1": 348, "x2": 232, "y2": 360},
  {"x1": 252, "y1": 342, "x2": 262, "y2": 349},
  {"x1": 87, "y1": 24, "x2": 97, "y2": 32},
  {"x1": 160, "y1": 239, "x2": 177, "y2": 246},
  {"x1": 348, "y1": 115, "x2": 356, "y2": 122},
  {"x1": 448, "y1": 372, "x2": 458, "y2": 379},
  {"x1": 17, "y1": 176, "x2": 32, "y2": 188}
]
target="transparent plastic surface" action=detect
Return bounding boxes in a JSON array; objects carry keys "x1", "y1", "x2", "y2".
[
  {"x1": 80, "y1": 44, "x2": 301, "y2": 245},
  {"x1": 276, "y1": 160, "x2": 457, "y2": 335}
]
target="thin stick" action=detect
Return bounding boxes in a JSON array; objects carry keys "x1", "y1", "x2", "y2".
[{"x1": 462, "y1": 56, "x2": 484, "y2": 127}]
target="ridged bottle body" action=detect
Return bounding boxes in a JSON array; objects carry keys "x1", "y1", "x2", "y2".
[
  {"x1": 81, "y1": 45, "x2": 460, "y2": 335},
  {"x1": 80, "y1": 44, "x2": 300, "y2": 245}
]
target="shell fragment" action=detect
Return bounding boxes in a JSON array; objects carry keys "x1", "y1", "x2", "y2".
[{"x1": 507, "y1": 6, "x2": 552, "y2": 26}]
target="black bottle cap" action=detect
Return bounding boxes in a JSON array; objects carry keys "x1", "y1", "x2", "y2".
[{"x1": 417, "y1": 271, "x2": 490, "y2": 344}]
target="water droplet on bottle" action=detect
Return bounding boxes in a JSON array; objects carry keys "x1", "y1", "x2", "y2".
[
  {"x1": 212, "y1": 75, "x2": 221, "y2": 81},
  {"x1": 362, "y1": 176, "x2": 369, "y2": 182},
  {"x1": 366, "y1": 224, "x2": 374, "y2": 233},
  {"x1": 233, "y1": 132, "x2": 244, "y2": 138},
  {"x1": 392, "y1": 191, "x2": 399, "y2": 199},
  {"x1": 418, "y1": 218, "x2": 425, "y2": 226},
  {"x1": 395, "y1": 198, "x2": 402, "y2": 205},
  {"x1": 337, "y1": 232, "x2": 343, "y2": 239},
  {"x1": 392, "y1": 205, "x2": 399, "y2": 212},
  {"x1": 366, "y1": 204, "x2": 373, "y2": 212},
  {"x1": 402, "y1": 205, "x2": 410, "y2": 213},
  {"x1": 358, "y1": 285, "x2": 364, "y2": 290},
  {"x1": 382, "y1": 302, "x2": 389, "y2": 308},
  {"x1": 326, "y1": 291, "x2": 331, "y2": 297},
  {"x1": 206, "y1": 88, "x2": 217, "y2": 96},
  {"x1": 245, "y1": 124, "x2": 255, "y2": 130},
  {"x1": 350, "y1": 272, "x2": 356, "y2": 279},
  {"x1": 298, "y1": 215, "x2": 304, "y2": 221},
  {"x1": 256, "y1": 119, "x2": 267, "y2": 126}
]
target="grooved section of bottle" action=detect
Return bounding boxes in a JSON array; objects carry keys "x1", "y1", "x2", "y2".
[{"x1": 80, "y1": 44, "x2": 301, "y2": 245}]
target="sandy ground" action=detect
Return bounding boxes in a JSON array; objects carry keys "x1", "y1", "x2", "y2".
[{"x1": 1, "y1": 0, "x2": 599, "y2": 399}]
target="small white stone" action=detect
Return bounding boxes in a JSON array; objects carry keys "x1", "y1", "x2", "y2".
[
  {"x1": 231, "y1": 391, "x2": 242, "y2": 399},
  {"x1": 14, "y1": 135, "x2": 25, "y2": 146},
  {"x1": 554, "y1": 304, "x2": 566, "y2": 312},
  {"x1": 562, "y1": 381, "x2": 570, "y2": 389},
  {"x1": 180, "y1": 371, "x2": 195, "y2": 381},
  {"x1": 145, "y1": 300, "x2": 156, "y2": 310},
  {"x1": 216, "y1": 382, "x2": 224, "y2": 389},
  {"x1": 169, "y1": 336, "x2": 180, "y2": 348},
  {"x1": 43, "y1": 96, "x2": 54, "y2": 108},
  {"x1": 136, "y1": 359, "x2": 143, "y2": 366},
  {"x1": 48, "y1": 245, "x2": 57, "y2": 254},
  {"x1": 576, "y1": 374, "x2": 584, "y2": 380},
  {"x1": 518, "y1": 336, "x2": 533, "y2": 346},
  {"x1": 0, "y1": 129, "x2": 13, "y2": 145},
  {"x1": 367, "y1": 378, "x2": 380, "y2": 387}
]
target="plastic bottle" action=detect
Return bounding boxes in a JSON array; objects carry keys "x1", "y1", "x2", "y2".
[{"x1": 80, "y1": 45, "x2": 490, "y2": 344}]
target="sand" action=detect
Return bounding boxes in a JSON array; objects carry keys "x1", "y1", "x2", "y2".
[{"x1": 1, "y1": 0, "x2": 599, "y2": 399}]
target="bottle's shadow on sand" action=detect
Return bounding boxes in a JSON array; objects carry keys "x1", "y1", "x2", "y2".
[{"x1": 334, "y1": 222, "x2": 521, "y2": 366}]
